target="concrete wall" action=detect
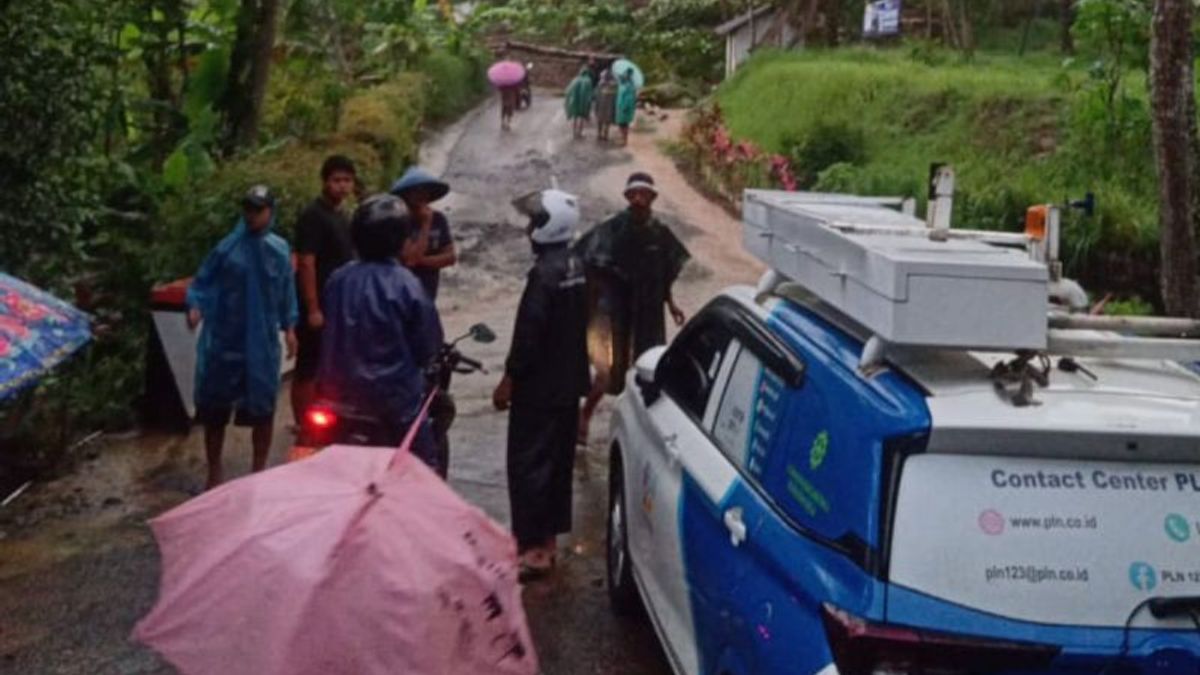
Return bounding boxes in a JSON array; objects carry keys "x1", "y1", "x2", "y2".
[{"x1": 725, "y1": 12, "x2": 795, "y2": 79}]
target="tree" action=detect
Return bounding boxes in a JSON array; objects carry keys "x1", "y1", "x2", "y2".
[
  {"x1": 1149, "y1": 0, "x2": 1198, "y2": 316},
  {"x1": 0, "y1": 0, "x2": 108, "y2": 279},
  {"x1": 220, "y1": 0, "x2": 281, "y2": 152},
  {"x1": 1060, "y1": 0, "x2": 1075, "y2": 53}
]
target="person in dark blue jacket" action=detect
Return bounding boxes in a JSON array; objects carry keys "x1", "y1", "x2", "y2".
[
  {"x1": 317, "y1": 195, "x2": 444, "y2": 469},
  {"x1": 186, "y1": 186, "x2": 298, "y2": 490}
]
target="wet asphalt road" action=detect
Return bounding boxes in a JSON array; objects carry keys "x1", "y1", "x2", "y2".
[{"x1": 0, "y1": 94, "x2": 676, "y2": 675}]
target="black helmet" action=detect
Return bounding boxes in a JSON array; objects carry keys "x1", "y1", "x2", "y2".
[
  {"x1": 351, "y1": 194, "x2": 406, "y2": 261},
  {"x1": 242, "y1": 184, "x2": 275, "y2": 210}
]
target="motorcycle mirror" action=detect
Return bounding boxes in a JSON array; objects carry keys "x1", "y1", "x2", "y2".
[{"x1": 469, "y1": 323, "x2": 497, "y2": 344}]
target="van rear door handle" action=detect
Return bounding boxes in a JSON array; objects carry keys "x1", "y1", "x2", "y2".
[
  {"x1": 723, "y1": 507, "x2": 747, "y2": 547},
  {"x1": 662, "y1": 433, "x2": 681, "y2": 463}
]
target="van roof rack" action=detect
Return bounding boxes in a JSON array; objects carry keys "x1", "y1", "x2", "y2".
[{"x1": 742, "y1": 170, "x2": 1200, "y2": 370}]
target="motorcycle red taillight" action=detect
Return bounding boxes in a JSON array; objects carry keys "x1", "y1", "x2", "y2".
[
  {"x1": 306, "y1": 407, "x2": 337, "y2": 430},
  {"x1": 820, "y1": 604, "x2": 1060, "y2": 675}
]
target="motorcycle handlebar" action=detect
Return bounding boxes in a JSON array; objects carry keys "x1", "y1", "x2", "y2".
[{"x1": 457, "y1": 354, "x2": 484, "y2": 371}]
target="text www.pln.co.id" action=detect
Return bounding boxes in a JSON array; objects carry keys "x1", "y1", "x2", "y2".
[{"x1": 1007, "y1": 514, "x2": 1099, "y2": 531}]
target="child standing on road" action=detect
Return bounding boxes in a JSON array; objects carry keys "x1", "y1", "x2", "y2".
[
  {"x1": 594, "y1": 70, "x2": 618, "y2": 143},
  {"x1": 187, "y1": 186, "x2": 298, "y2": 490},
  {"x1": 615, "y1": 71, "x2": 638, "y2": 146}
]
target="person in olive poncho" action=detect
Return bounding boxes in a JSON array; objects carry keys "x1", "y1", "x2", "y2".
[{"x1": 574, "y1": 172, "x2": 690, "y2": 445}]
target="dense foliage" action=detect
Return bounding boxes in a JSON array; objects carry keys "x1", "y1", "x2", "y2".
[{"x1": 0, "y1": 0, "x2": 487, "y2": 473}]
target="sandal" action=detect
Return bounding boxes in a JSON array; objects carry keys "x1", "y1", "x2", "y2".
[{"x1": 518, "y1": 550, "x2": 553, "y2": 583}]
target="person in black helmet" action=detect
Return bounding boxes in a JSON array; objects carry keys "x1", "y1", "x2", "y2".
[{"x1": 316, "y1": 194, "x2": 444, "y2": 469}]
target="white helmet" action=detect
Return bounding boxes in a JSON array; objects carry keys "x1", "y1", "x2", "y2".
[{"x1": 529, "y1": 189, "x2": 580, "y2": 245}]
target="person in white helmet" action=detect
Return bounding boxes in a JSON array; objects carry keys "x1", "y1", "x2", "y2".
[{"x1": 493, "y1": 189, "x2": 590, "y2": 580}]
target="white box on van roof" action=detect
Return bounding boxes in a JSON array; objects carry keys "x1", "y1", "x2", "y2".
[{"x1": 743, "y1": 189, "x2": 1049, "y2": 351}]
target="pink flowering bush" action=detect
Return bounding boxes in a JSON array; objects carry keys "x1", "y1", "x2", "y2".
[{"x1": 679, "y1": 104, "x2": 798, "y2": 206}]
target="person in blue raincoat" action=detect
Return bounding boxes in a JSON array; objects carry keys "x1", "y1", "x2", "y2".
[
  {"x1": 317, "y1": 194, "x2": 444, "y2": 469},
  {"x1": 186, "y1": 185, "x2": 298, "y2": 490}
]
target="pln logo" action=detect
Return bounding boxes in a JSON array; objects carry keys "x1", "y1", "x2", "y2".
[{"x1": 1128, "y1": 562, "x2": 1158, "y2": 592}]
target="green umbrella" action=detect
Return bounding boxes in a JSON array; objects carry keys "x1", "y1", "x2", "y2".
[{"x1": 611, "y1": 59, "x2": 645, "y2": 89}]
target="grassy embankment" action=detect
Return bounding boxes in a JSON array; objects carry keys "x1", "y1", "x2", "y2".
[{"x1": 713, "y1": 49, "x2": 1160, "y2": 302}]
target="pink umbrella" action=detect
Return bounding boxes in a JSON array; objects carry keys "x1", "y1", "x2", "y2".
[
  {"x1": 488, "y1": 60, "x2": 526, "y2": 88},
  {"x1": 133, "y1": 424, "x2": 538, "y2": 674}
]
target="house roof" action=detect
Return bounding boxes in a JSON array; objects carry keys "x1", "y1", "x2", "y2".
[{"x1": 714, "y1": 5, "x2": 776, "y2": 37}]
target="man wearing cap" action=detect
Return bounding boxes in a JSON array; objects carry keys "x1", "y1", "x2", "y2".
[
  {"x1": 186, "y1": 186, "x2": 298, "y2": 490},
  {"x1": 575, "y1": 172, "x2": 689, "y2": 445},
  {"x1": 391, "y1": 166, "x2": 457, "y2": 304},
  {"x1": 391, "y1": 166, "x2": 458, "y2": 475},
  {"x1": 493, "y1": 188, "x2": 589, "y2": 579},
  {"x1": 291, "y1": 155, "x2": 357, "y2": 427}
]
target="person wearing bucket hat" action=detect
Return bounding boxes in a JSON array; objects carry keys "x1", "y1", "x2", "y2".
[
  {"x1": 574, "y1": 172, "x2": 689, "y2": 446},
  {"x1": 390, "y1": 166, "x2": 457, "y2": 303},
  {"x1": 493, "y1": 188, "x2": 589, "y2": 579},
  {"x1": 186, "y1": 185, "x2": 298, "y2": 490}
]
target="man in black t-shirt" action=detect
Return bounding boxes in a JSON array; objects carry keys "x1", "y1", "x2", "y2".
[{"x1": 291, "y1": 155, "x2": 357, "y2": 425}]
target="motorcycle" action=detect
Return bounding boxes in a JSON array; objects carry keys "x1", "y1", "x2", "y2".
[{"x1": 291, "y1": 323, "x2": 496, "y2": 475}]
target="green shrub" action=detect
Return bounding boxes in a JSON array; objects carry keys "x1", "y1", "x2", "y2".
[
  {"x1": 782, "y1": 122, "x2": 868, "y2": 187},
  {"x1": 263, "y1": 57, "x2": 348, "y2": 141},
  {"x1": 338, "y1": 76, "x2": 425, "y2": 182},
  {"x1": 417, "y1": 50, "x2": 488, "y2": 124}
]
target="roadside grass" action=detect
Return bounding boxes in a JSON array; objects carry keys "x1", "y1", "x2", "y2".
[{"x1": 714, "y1": 48, "x2": 1160, "y2": 297}]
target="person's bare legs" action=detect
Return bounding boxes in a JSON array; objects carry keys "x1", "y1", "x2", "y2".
[
  {"x1": 577, "y1": 371, "x2": 609, "y2": 447},
  {"x1": 291, "y1": 377, "x2": 316, "y2": 427},
  {"x1": 251, "y1": 422, "x2": 272, "y2": 473},
  {"x1": 204, "y1": 423, "x2": 226, "y2": 490}
]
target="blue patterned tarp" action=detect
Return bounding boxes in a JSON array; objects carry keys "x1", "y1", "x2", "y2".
[{"x1": 0, "y1": 273, "x2": 92, "y2": 402}]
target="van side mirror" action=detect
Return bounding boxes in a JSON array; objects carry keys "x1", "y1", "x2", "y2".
[{"x1": 635, "y1": 346, "x2": 666, "y2": 405}]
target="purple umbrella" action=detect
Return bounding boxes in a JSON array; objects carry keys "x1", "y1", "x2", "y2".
[{"x1": 488, "y1": 60, "x2": 526, "y2": 88}]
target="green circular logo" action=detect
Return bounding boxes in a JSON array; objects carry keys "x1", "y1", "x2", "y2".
[
  {"x1": 809, "y1": 431, "x2": 829, "y2": 470},
  {"x1": 1165, "y1": 513, "x2": 1191, "y2": 543}
]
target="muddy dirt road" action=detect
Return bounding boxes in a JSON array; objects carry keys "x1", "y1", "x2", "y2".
[{"x1": 0, "y1": 93, "x2": 761, "y2": 674}]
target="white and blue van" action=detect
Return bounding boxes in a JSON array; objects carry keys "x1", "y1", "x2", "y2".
[{"x1": 606, "y1": 187, "x2": 1200, "y2": 675}]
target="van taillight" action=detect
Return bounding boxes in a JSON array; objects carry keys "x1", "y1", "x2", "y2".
[{"x1": 821, "y1": 604, "x2": 1059, "y2": 675}]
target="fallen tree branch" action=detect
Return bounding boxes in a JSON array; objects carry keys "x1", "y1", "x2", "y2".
[{"x1": 503, "y1": 40, "x2": 621, "y2": 61}]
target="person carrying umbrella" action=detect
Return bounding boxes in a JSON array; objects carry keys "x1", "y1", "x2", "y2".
[
  {"x1": 186, "y1": 186, "x2": 298, "y2": 490},
  {"x1": 564, "y1": 66, "x2": 595, "y2": 140},
  {"x1": 317, "y1": 194, "x2": 444, "y2": 468},
  {"x1": 574, "y1": 172, "x2": 689, "y2": 446},
  {"x1": 615, "y1": 69, "x2": 638, "y2": 146},
  {"x1": 593, "y1": 69, "x2": 618, "y2": 143},
  {"x1": 492, "y1": 189, "x2": 589, "y2": 580}
]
